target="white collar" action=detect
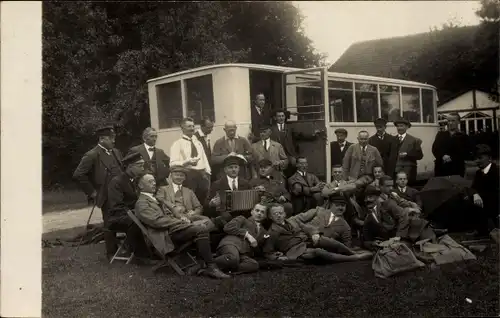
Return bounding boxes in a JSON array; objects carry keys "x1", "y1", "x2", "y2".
[
  {"x1": 263, "y1": 138, "x2": 271, "y2": 143},
  {"x1": 482, "y1": 163, "x2": 492, "y2": 174},
  {"x1": 377, "y1": 132, "x2": 385, "y2": 138},
  {"x1": 255, "y1": 106, "x2": 263, "y2": 113},
  {"x1": 398, "y1": 133, "x2": 407, "y2": 139},
  {"x1": 359, "y1": 144, "x2": 367, "y2": 150},
  {"x1": 339, "y1": 141, "x2": 346, "y2": 146},
  {"x1": 224, "y1": 135, "x2": 239, "y2": 140},
  {"x1": 173, "y1": 183, "x2": 182, "y2": 191},
  {"x1": 399, "y1": 186, "x2": 406, "y2": 192},
  {"x1": 197, "y1": 129, "x2": 209, "y2": 140},
  {"x1": 227, "y1": 175, "x2": 238, "y2": 183},
  {"x1": 144, "y1": 143, "x2": 154, "y2": 150},
  {"x1": 141, "y1": 192, "x2": 157, "y2": 201},
  {"x1": 298, "y1": 171, "x2": 306, "y2": 176},
  {"x1": 98, "y1": 144, "x2": 110, "y2": 153},
  {"x1": 182, "y1": 134, "x2": 195, "y2": 141}
]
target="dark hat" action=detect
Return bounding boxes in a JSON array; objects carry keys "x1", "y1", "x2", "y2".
[
  {"x1": 329, "y1": 193, "x2": 347, "y2": 204},
  {"x1": 393, "y1": 118, "x2": 411, "y2": 128},
  {"x1": 258, "y1": 158, "x2": 273, "y2": 167},
  {"x1": 96, "y1": 125, "x2": 116, "y2": 137},
  {"x1": 334, "y1": 128, "x2": 348, "y2": 135},
  {"x1": 374, "y1": 117, "x2": 387, "y2": 126},
  {"x1": 121, "y1": 152, "x2": 144, "y2": 166},
  {"x1": 259, "y1": 123, "x2": 272, "y2": 131},
  {"x1": 170, "y1": 165, "x2": 188, "y2": 174},
  {"x1": 223, "y1": 154, "x2": 247, "y2": 166},
  {"x1": 272, "y1": 108, "x2": 291, "y2": 117},
  {"x1": 475, "y1": 144, "x2": 492, "y2": 157},
  {"x1": 364, "y1": 185, "x2": 381, "y2": 197}
]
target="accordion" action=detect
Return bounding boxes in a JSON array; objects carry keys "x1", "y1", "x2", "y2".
[{"x1": 220, "y1": 190, "x2": 261, "y2": 212}]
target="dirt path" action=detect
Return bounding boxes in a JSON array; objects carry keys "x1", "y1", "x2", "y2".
[{"x1": 43, "y1": 206, "x2": 103, "y2": 234}]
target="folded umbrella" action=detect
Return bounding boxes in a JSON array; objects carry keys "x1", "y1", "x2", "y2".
[{"x1": 419, "y1": 175, "x2": 472, "y2": 216}]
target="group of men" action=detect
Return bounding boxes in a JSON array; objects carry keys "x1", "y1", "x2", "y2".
[{"x1": 72, "y1": 93, "x2": 498, "y2": 279}]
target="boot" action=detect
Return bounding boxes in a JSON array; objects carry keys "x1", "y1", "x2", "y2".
[{"x1": 202, "y1": 263, "x2": 231, "y2": 279}]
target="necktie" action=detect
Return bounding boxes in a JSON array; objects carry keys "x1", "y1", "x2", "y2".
[
  {"x1": 190, "y1": 139, "x2": 198, "y2": 158},
  {"x1": 360, "y1": 147, "x2": 367, "y2": 175},
  {"x1": 256, "y1": 222, "x2": 261, "y2": 235},
  {"x1": 148, "y1": 147, "x2": 155, "y2": 152},
  {"x1": 175, "y1": 186, "x2": 182, "y2": 197},
  {"x1": 231, "y1": 178, "x2": 237, "y2": 191},
  {"x1": 229, "y1": 138, "x2": 235, "y2": 151},
  {"x1": 398, "y1": 135, "x2": 403, "y2": 143},
  {"x1": 263, "y1": 140, "x2": 268, "y2": 151},
  {"x1": 206, "y1": 138, "x2": 210, "y2": 151}
]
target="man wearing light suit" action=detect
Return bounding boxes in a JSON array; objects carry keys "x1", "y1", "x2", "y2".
[
  {"x1": 342, "y1": 130, "x2": 383, "y2": 181},
  {"x1": 390, "y1": 118, "x2": 423, "y2": 185},
  {"x1": 251, "y1": 124, "x2": 288, "y2": 178}
]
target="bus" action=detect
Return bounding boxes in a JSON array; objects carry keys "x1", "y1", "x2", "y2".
[{"x1": 147, "y1": 63, "x2": 438, "y2": 183}]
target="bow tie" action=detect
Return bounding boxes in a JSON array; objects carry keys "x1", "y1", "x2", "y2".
[
  {"x1": 148, "y1": 147, "x2": 155, "y2": 152},
  {"x1": 339, "y1": 143, "x2": 345, "y2": 147}
]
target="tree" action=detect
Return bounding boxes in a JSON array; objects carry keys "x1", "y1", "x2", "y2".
[{"x1": 476, "y1": 0, "x2": 500, "y2": 22}]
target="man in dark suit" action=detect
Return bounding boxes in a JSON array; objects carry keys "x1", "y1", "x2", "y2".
[
  {"x1": 214, "y1": 203, "x2": 269, "y2": 274},
  {"x1": 127, "y1": 127, "x2": 170, "y2": 187},
  {"x1": 73, "y1": 125, "x2": 124, "y2": 257},
  {"x1": 330, "y1": 128, "x2": 352, "y2": 166},
  {"x1": 270, "y1": 109, "x2": 322, "y2": 178},
  {"x1": 288, "y1": 156, "x2": 325, "y2": 214},
  {"x1": 432, "y1": 113, "x2": 473, "y2": 177},
  {"x1": 250, "y1": 93, "x2": 272, "y2": 142},
  {"x1": 394, "y1": 171, "x2": 422, "y2": 209},
  {"x1": 369, "y1": 118, "x2": 396, "y2": 176},
  {"x1": 391, "y1": 118, "x2": 423, "y2": 185},
  {"x1": 194, "y1": 117, "x2": 215, "y2": 180},
  {"x1": 470, "y1": 144, "x2": 499, "y2": 237}
]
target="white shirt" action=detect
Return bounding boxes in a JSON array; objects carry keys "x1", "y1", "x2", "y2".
[
  {"x1": 227, "y1": 176, "x2": 238, "y2": 190},
  {"x1": 398, "y1": 133, "x2": 407, "y2": 142},
  {"x1": 144, "y1": 143, "x2": 154, "y2": 159},
  {"x1": 327, "y1": 212, "x2": 337, "y2": 226},
  {"x1": 482, "y1": 162, "x2": 492, "y2": 174},
  {"x1": 377, "y1": 133, "x2": 386, "y2": 140},
  {"x1": 278, "y1": 123, "x2": 285, "y2": 131},
  {"x1": 173, "y1": 183, "x2": 182, "y2": 193},
  {"x1": 98, "y1": 144, "x2": 111, "y2": 155},
  {"x1": 339, "y1": 142, "x2": 346, "y2": 151},
  {"x1": 255, "y1": 106, "x2": 262, "y2": 115},
  {"x1": 298, "y1": 171, "x2": 306, "y2": 177},
  {"x1": 371, "y1": 205, "x2": 379, "y2": 223},
  {"x1": 360, "y1": 145, "x2": 367, "y2": 152},
  {"x1": 263, "y1": 138, "x2": 271, "y2": 150},
  {"x1": 170, "y1": 134, "x2": 211, "y2": 174},
  {"x1": 399, "y1": 187, "x2": 407, "y2": 193},
  {"x1": 141, "y1": 192, "x2": 158, "y2": 203}
]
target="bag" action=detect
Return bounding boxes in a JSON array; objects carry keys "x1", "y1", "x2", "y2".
[
  {"x1": 417, "y1": 235, "x2": 476, "y2": 266},
  {"x1": 372, "y1": 239, "x2": 425, "y2": 278}
]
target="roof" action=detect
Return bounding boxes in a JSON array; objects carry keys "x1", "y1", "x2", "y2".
[
  {"x1": 147, "y1": 63, "x2": 435, "y2": 88},
  {"x1": 437, "y1": 88, "x2": 498, "y2": 107}
]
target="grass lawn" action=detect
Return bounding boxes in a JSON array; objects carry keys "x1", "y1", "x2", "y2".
[
  {"x1": 43, "y1": 189, "x2": 88, "y2": 214},
  {"x1": 43, "y1": 243, "x2": 499, "y2": 317}
]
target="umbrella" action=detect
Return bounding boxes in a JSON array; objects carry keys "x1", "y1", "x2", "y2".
[{"x1": 419, "y1": 175, "x2": 472, "y2": 215}]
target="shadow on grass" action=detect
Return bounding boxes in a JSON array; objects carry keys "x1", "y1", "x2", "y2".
[
  {"x1": 43, "y1": 244, "x2": 499, "y2": 317},
  {"x1": 43, "y1": 189, "x2": 88, "y2": 214}
]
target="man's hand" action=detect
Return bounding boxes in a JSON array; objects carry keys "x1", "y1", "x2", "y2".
[
  {"x1": 317, "y1": 182, "x2": 326, "y2": 190},
  {"x1": 245, "y1": 232, "x2": 258, "y2": 248},
  {"x1": 254, "y1": 185, "x2": 266, "y2": 192},
  {"x1": 278, "y1": 195, "x2": 287, "y2": 203},
  {"x1": 209, "y1": 194, "x2": 221, "y2": 207},
  {"x1": 442, "y1": 154, "x2": 452, "y2": 163},
  {"x1": 186, "y1": 157, "x2": 200, "y2": 166},
  {"x1": 473, "y1": 193, "x2": 484, "y2": 208},
  {"x1": 277, "y1": 256, "x2": 289, "y2": 261},
  {"x1": 311, "y1": 234, "x2": 321, "y2": 245},
  {"x1": 186, "y1": 210, "x2": 197, "y2": 217},
  {"x1": 272, "y1": 161, "x2": 281, "y2": 169},
  {"x1": 88, "y1": 191, "x2": 97, "y2": 204},
  {"x1": 180, "y1": 216, "x2": 191, "y2": 224},
  {"x1": 399, "y1": 152, "x2": 407, "y2": 158}
]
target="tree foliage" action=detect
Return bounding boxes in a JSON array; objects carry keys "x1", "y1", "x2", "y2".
[{"x1": 42, "y1": 1, "x2": 324, "y2": 187}]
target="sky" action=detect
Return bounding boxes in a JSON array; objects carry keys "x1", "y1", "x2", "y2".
[{"x1": 294, "y1": 1, "x2": 482, "y2": 65}]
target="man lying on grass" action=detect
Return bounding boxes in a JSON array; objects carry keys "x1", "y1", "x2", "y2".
[
  {"x1": 262, "y1": 203, "x2": 372, "y2": 263},
  {"x1": 135, "y1": 174, "x2": 230, "y2": 279},
  {"x1": 214, "y1": 203, "x2": 269, "y2": 274}
]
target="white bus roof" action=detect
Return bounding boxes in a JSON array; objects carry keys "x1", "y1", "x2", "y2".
[{"x1": 147, "y1": 63, "x2": 436, "y2": 89}]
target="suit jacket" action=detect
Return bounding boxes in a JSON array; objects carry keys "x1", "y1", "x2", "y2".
[
  {"x1": 432, "y1": 131, "x2": 473, "y2": 177},
  {"x1": 471, "y1": 162, "x2": 499, "y2": 211},
  {"x1": 392, "y1": 133, "x2": 423, "y2": 168},
  {"x1": 107, "y1": 172, "x2": 138, "y2": 220},
  {"x1": 251, "y1": 140, "x2": 288, "y2": 172},
  {"x1": 295, "y1": 207, "x2": 352, "y2": 247},
  {"x1": 394, "y1": 186, "x2": 422, "y2": 208},
  {"x1": 211, "y1": 136, "x2": 253, "y2": 179},
  {"x1": 128, "y1": 144, "x2": 170, "y2": 183},
  {"x1": 194, "y1": 131, "x2": 212, "y2": 163},
  {"x1": 330, "y1": 141, "x2": 353, "y2": 166},
  {"x1": 209, "y1": 176, "x2": 252, "y2": 202},
  {"x1": 218, "y1": 216, "x2": 269, "y2": 255},
  {"x1": 362, "y1": 199, "x2": 409, "y2": 247},
  {"x1": 288, "y1": 171, "x2": 321, "y2": 195},
  {"x1": 73, "y1": 146, "x2": 123, "y2": 208},
  {"x1": 156, "y1": 184, "x2": 202, "y2": 215},
  {"x1": 251, "y1": 106, "x2": 272, "y2": 140},
  {"x1": 134, "y1": 193, "x2": 181, "y2": 255},
  {"x1": 368, "y1": 134, "x2": 395, "y2": 174},
  {"x1": 342, "y1": 144, "x2": 383, "y2": 180},
  {"x1": 249, "y1": 174, "x2": 291, "y2": 201},
  {"x1": 270, "y1": 124, "x2": 318, "y2": 158}
]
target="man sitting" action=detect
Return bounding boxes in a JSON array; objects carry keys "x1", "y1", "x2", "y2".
[
  {"x1": 134, "y1": 174, "x2": 229, "y2": 279},
  {"x1": 321, "y1": 165, "x2": 352, "y2": 198},
  {"x1": 370, "y1": 165, "x2": 385, "y2": 189},
  {"x1": 378, "y1": 175, "x2": 421, "y2": 213},
  {"x1": 250, "y1": 159, "x2": 293, "y2": 216},
  {"x1": 394, "y1": 171, "x2": 422, "y2": 209},
  {"x1": 214, "y1": 203, "x2": 268, "y2": 274},
  {"x1": 361, "y1": 186, "x2": 410, "y2": 251},
  {"x1": 288, "y1": 156, "x2": 325, "y2": 214},
  {"x1": 156, "y1": 165, "x2": 213, "y2": 229},
  {"x1": 262, "y1": 204, "x2": 372, "y2": 263}
]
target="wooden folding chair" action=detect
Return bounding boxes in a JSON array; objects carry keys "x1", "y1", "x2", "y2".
[
  {"x1": 109, "y1": 230, "x2": 135, "y2": 264},
  {"x1": 126, "y1": 209, "x2": 198, "y2": 275}
]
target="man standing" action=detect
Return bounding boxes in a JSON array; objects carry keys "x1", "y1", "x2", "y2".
[
  {"x1": 170, "y1": 117, "x2": 211, "y2": 204},
  {"x1": 251, "y1": 124, "x2": 288, "y2": 177},
  {"x1": 391, "y1": 118, "x2": 423, "y2": 185},
  {"x1": 211, "y1": 121, "x2": 254, "y2": 179},
  {"x1": 432, "y1": 113, "x2": 472, "y2": 177},
  {"x1": 330, "y1": 128, "x2": 352, "y2": 166},
  {"x1": 194, "y1": 117, "x2": 214, "y2": 176},
  {"x1": 368, "y1": 118, "x2": 396, "y2": 176},
  {"x1": 342, "y1": 130, "x2": 383, "y2": 181},
  {"x1": 73, "y1": 125, "x2": 123, "y2": 257},
  {"x1": 250, "y1": 93, "x2": 272, "y2": 142},
  {"x1": 127, "y1": 127, "x2": 170, "y2": 187}
]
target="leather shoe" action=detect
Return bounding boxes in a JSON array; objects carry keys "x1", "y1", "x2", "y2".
[{"x1": 202, "y1": 264, "x2": 231, "y2": 279}]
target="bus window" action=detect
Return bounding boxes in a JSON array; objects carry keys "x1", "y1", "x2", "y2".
[
  {"x1": 296, "y1": 86, "x2": 323, "y2": 120},
  {"x1": 355, "y1": 83, "x2": 378, "y2": 122},
  {"x1": 156, "y1": 81, "x2": 183, "y2": 129},
  {"x1": 379, "y1": 85, "x2": 400, "y2": 122},
  {"x1": 329, "y1": 81, "x2": 354, "y2": 122},
  {"x1": 185, "y1": 74, "x2": 215, "y2": 123},
  {"x1": 422, "y1": 89, "x2": 435, "y2": 123},
  {"x1": 402, "y1": 87, "x2": 421, "y2": 122}
]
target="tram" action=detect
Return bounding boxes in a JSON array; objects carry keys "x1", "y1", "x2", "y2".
[{"x1": 147, "y1": 63, "x2": 439, "y2": 183}]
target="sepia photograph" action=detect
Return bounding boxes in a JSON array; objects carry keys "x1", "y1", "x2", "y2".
[{"x1": 2, "y1": 0, "x2": 499, "y2": 317}]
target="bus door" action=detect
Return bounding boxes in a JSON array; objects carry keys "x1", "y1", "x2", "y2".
[{"x1": 282, "y1": 67, "x2": 332, "y2": 182}]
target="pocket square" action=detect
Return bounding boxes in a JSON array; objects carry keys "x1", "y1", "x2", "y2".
[{"x1": 264, "y1": 234, "x2": 270, "y2": 238}]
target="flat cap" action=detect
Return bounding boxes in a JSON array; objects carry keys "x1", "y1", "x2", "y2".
[
  {"x1": 259, "y1": 123, "x2": 272, "y2": 131},
  {"x1": 96, "y1": 125, "x2": 116, "y2": 137},
  {"x1": 272, "y1": 108, "x2": 291, "y2": 117},
  {"x1": 334, "y1": 128, "x2": 348, "y2": 135},
  {"x1": 258, "y1": 158, "x2": 273, "y2": 167},
  {"x1": 170, "y1": 165, "x2": 188, "y2": 174},
  {"x1": 329, "y1": 193, "x2": 347, "y2": 204},
  {"x1": 121, "y1": 152, "x2": 144, "y2": 166},
  {"x1": 364, "y1": 185, "x2": 381, "y2": 197}
]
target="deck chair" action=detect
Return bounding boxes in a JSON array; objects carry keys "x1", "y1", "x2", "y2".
[
  {"x1": 126, "y1": 209, "x2": 198, "y2": 275},
  {"x1": 109, "y1": 229, "x2": 135, "y2": 265}
]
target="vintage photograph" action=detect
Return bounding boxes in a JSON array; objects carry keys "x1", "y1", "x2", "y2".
[{"x1": 40, "y1": 1, "x2": 499, "y2": 317}]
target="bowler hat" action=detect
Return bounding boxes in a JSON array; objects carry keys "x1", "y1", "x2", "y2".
[
  {"x1": 393, "y1": 118, "x2": 411, "y2": 128},
  {"x1": 121, "y1": 152, "x2": 144, "y2": 166}
]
